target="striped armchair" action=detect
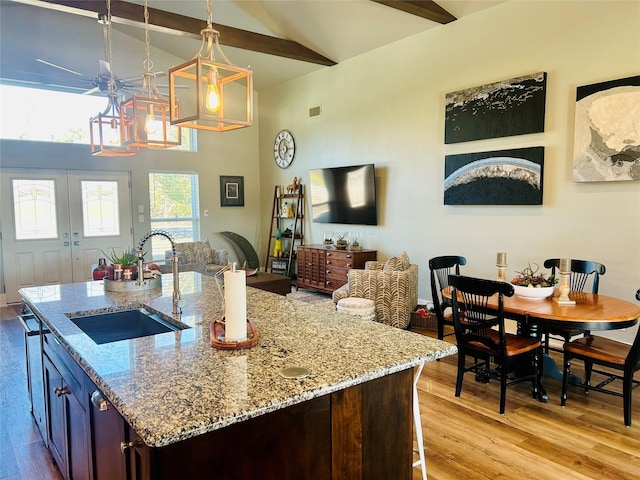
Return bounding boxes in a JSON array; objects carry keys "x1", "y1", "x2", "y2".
[{"x1": 332, "y1": 252, "x2": 418, "y2": 329}]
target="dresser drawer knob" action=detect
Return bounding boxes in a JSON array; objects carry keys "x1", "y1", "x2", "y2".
[{"x1": 346, "y1": 263, "x2": 352, "y2": 267}]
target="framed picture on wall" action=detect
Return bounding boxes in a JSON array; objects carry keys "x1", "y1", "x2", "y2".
[
  {"x1": 220, "y1": 176, "x2": 244, "y2": 207},
  {"x1": 444, "y1": 72, "x2": 547, "y2": 144},
  {"x1": 444, "y1": 146, "x2": 545, "y2": 205}
]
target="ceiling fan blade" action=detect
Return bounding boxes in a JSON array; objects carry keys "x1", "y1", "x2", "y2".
[
  {"x1": 82, "y1": 86, "x2": 100, "y2": 96},
  {"x1": 36, "y1": 58, "x2": 83, "y2": 76}
]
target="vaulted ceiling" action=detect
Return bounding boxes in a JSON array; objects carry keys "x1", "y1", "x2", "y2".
[{"x1": 1, "y1": 0, "x2": 505, "y2": 92}]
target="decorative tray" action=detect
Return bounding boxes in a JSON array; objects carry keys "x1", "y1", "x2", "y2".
[{"x1": 210, "y1": 318, "x2": 259, "y2": 350}]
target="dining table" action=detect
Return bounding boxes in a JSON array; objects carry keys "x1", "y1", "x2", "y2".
[{"x1": 442, "y1": 286, "x2": 640, "y2": 401}]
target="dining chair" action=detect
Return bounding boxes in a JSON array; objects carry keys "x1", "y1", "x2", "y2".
[
  {"x1": 449, "y1": 274, "x2": 541, "y2": 414},
  {"x1": 561, "y1": 288, "x2": 640, "y2": 426},
  {"x1": 428, "y1": 255, "x2": 466, "y2": 340},
  {"x1": 542, "y1": 258, "x2": 606, "y2": 352}
]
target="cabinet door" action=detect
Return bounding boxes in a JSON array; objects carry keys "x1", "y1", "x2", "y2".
[
  {"x1": 43, "y1": 352, "x2": 90, "y2": 480},
  {"x1": 44, "y1": 354, "x2": 67, "y2": 476},
  {"x1": 89, "y1": 388, "x2": 127, "y2": 480},
  {"x1": 67, "y1": 388, "x2": 89, "y2": 480}
]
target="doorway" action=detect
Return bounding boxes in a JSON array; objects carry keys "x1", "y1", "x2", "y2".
[{"x1": 1, "y1": 168, "x2": 133, "y2": 303}]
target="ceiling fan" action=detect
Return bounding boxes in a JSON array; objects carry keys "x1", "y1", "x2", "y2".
[{"x1": 34, "y1": 57, "x2": 166, "y2": 96}]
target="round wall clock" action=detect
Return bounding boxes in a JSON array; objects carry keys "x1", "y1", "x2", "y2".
[{"x1": 274, "y1": 129, "x2": 295, "y2": 168}]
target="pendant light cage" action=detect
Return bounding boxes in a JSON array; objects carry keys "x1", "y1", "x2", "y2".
[
  {"x1": 120, "y1": 0, "x2": 181, "y2": 148},
  {"x1": 90, "y1": 1, "x2": 138, "y2": 156},
  {"x1": 169, "y1": 0, "x2": 253, "y2": 132}
]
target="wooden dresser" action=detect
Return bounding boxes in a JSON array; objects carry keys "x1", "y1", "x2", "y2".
[{"x1": 297, "y1": 245, "x2": 377, "y2": 294}]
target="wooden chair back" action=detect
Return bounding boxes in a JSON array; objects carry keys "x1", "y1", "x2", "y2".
[
  {"x1": 449, "y1": 274, "x2": 514, "y2": 354},
  {"x1": 543, "y1": 258, "x2": 606, "y2": 294},
  {"x1": 428, "y1": 255, "x2": 466, "y2": 339}
]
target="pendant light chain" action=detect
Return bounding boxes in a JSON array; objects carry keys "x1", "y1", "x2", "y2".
[
  {"x1": 143, "y1": 0, "x2": 153, "y2": 73},
  {"x1": 106, "y1": 0, "x2": 116, "y2": 95}
]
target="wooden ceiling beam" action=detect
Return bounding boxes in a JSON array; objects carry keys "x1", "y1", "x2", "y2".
[
  {"x1": 372, "y1": 1, "x2": 456, "y2": 24},
  {"x1": 12, "y1": 0, "x2": 337, "y2": 66}
]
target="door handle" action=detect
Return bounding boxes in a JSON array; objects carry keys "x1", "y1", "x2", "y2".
[
  {"x1": 63, "y1": 242, "x2": 70, "y2": 247},
  {"x1": 73, "y1": 241, "x2": 80, "y2": 246}
]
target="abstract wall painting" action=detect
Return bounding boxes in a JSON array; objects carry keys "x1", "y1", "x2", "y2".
[
  {"x1": 444, "y1": 72, "x2": 547, "y2": 144},
  {"x1": 444, "y1": 147, "x2": 544, "y2": 205},
  {"x1": 572, "y1": 75, "x2": 640, "y2": 182}
]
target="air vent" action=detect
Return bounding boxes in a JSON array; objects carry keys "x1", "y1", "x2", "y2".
[{"x1": 309, "y1": 105, "x2": 321, "y2": 117}]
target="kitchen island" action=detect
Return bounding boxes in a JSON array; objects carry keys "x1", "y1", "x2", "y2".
[{"x1": 20, "y1": 272, "x2": 456, "y2": 480}]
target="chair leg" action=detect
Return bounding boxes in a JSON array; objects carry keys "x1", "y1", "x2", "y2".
[
  {"x1": 623, "y1": 372, "x2": 633, "y2": 427},
  {"x1": 455, "y1": 353, "x2": 465, "y2": 397},
  {"x1": 561, "y1": 352, "x2": 571, "y2": 406},
  {"x1": 499, "y1": 359, "x2": 507, "y2": 414},
  {"x1": 437, "y1": 318, "x2": 444, "y2": 341},
  {"x1": 584, "y1": 361, "x2": 593, "y2": 393},
  {"x1": 412, "y1": 363, "x2": 428, "y2": 480},
  {"x1": 530, "y1": 347, "x2": 540, "y2": 400}
]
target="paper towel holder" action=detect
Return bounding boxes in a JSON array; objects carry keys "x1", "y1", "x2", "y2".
[{"x1": 210, "y1": 317, "x2": 259, "y2": 350}]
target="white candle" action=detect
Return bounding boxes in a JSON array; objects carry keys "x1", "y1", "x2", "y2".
[
  {"x1": 224, "y1": 269, "x2": 247, "y2": 342},
  {"x1": 560, "y1": 258, "x2": 571, "y2": 273},
  {"x1": 497, "y1": 252, "x2": 507, "y2": 266}
]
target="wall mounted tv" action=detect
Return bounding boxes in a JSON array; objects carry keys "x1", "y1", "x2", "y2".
[{"x1": 309, "y1": 164, "x2": 378, "y2": 225}]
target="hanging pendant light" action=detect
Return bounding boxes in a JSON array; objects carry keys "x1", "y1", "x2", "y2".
[
  {"x1": 169, "y1": 0, "x2": 253, "y2": 132},
  {"x1": 120, "y1": 0, "x2": 181, "y2": 149},
  {"x1": 89, "y1": 1, "x2": 138, "y2": 156}
]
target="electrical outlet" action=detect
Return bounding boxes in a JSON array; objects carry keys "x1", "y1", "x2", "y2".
[{"x1": 204, "y1": 209, "x2": 209, "y2": 217}]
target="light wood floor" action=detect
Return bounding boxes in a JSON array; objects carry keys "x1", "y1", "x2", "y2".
[{"x1": 2, "y1": 305, "x2": 639, "y2": 480}]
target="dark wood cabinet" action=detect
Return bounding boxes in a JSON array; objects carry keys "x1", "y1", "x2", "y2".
[
  {"x1": 88, "y1": 384, "x2": 128, "y2": 480},
  {"x1": 42, "y1": 330, "x2": 90, "y2": 480},
  {"x1": 111, "y1": 369, "x2": 412, "y2": 480},
  {"x1": 297, "y1": 245, "x2": 377, "y2": 294}
]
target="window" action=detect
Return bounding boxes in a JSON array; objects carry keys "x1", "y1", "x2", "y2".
[
  {"x1": 149, "y1": 171, "x2": 200, "y2": 259},
  {"x1": 12, "y1": 179, "x2": 58, "y2": 240},
  {"x1": 81, "y1": 180, "x2": 120, "y2": 237},
  {"x1": 0, "y1": 84, "x2": 194, "y2": 151}
]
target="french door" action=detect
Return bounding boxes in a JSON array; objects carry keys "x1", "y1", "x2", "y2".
[{"x1": 1, "y1": 169, "x2": 133, "y2": 303}]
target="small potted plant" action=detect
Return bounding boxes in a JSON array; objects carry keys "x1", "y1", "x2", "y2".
[
  {"x1": 349, "y1": 237, "x2": 362, "y2": 252},
  {"x1": 511, "y1": 263, "x2": 557, "y2": 300},
  {"x1": 335, "y1": 233, "x2": 348, "y2": 250},
  {"x1": 101, "y1": 247, "x2": 142, "y2": 280}
]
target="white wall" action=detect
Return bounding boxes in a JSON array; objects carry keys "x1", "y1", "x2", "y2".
[{"x1": 257, "y1": 1, "x2": 640, "y2": 341}]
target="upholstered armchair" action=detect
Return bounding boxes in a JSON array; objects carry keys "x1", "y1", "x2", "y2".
[
  {"x1": 332, "y1": 252, "x2": 418, "y2": 329},
  {"x1": 161, "y1": 239, "x2": 229, "y2": 275}
]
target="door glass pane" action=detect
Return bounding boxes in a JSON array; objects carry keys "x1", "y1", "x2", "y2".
[
  {"x1": 81, "y1": 181, "x2": 120, "y2": 237},
  {"x1": 12, "y1": 179, "x2": 58, "y2": 240}
]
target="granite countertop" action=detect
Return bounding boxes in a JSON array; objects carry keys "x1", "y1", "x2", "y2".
[{"x1": 20, "y1": 272, "x2": 457, "y2": 448}]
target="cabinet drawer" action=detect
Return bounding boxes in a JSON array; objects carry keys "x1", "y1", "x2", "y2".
[
  {"x1": 43, "y1": 332, "x2": 87, "y2": 404},
  {"x1": 325, "y1": 267, "x2": 348, "y2": 282}
]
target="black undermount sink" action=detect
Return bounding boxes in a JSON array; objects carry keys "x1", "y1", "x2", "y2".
[{"x1": 69, "y1": 308, "x2": 187, "y2": 345}]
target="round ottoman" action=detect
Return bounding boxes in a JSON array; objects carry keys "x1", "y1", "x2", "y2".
[{"x1": 336, "y1": 297, "x2": 376, "y2": 322}]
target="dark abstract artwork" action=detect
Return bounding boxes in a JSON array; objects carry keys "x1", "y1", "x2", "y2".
[
  {"x1": 444, "y1": 72, "x2": 547, "y2": 144},
  {"x1": 444, "y1": 147, "x2": 544, "y2": 205},
  {"x1": 573, "y1": 75, "x2": 640, "y2": 182}
]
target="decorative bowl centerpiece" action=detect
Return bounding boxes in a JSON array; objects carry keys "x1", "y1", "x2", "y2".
[{"x1": 511, "y1": 263, "x2": 557, "y2": 300}]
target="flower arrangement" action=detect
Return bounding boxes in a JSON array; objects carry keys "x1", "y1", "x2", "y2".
[{"x1": 511, "y1": 263, "x2": 557, "y2": 288}]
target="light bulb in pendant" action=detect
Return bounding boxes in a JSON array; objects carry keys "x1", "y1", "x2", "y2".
[
  {"x1": 144, "y1": 104, "x2": 158, "y2": 135},
  {"x1": 205, "y1": 70, "x2": 220, "y2": 113},
  {"x1": 108, "y1": 118, "x2": 121, "y2": 145}
]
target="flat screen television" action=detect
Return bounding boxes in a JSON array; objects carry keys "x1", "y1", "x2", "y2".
[{"x1": 309, "y1": 164, "x2": 378, "y2": 225}]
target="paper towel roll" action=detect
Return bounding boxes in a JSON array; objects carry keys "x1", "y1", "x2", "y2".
[{"x1": 224, "y1": 269, "x2": 247, "y2": 342}]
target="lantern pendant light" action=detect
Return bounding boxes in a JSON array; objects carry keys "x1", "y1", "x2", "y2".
[
  {"x1": 120, "y1": 0, "x2": 181, "y2": 149},
  {"x1": 169, "y1": 0, "x2": 253, "y2": 132},
  {"x1": 89, "y1": 0, "x2": 138, "y2": 156}
]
